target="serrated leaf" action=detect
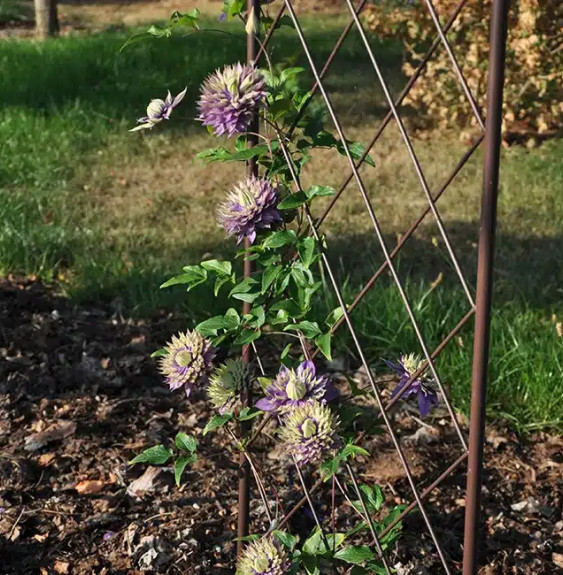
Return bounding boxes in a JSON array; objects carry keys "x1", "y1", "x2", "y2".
[
  {"x1": 129, "y1": 445, "x2": 173, "y2": 465},
  {"x1": 201, "y1": 259, "x2": 232, "y2": 276},
  {"x1": 203, "y1": 413, "x2": 233, "y2": 435},
  {"x1": 277, "y1": 191, "x2": 308, "y2": 210},
  {"x1": 315, "y1": 333, "x2": 332, "y2": 360},
  {"x1": 175, "y1": 432, "x2": 197, "y2": 453},
  {"x1": 334, "y1": 545, "x2": 375, "y2": 565},
  {"x1": 174, "y1": 453, "x2": 196, "y2": 486}
]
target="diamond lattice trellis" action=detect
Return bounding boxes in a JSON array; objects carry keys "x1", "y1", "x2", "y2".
[{"x1": 237, "y1": 0, "x2": 509, "y2": 573}]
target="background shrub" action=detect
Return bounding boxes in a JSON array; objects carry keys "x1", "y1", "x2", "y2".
[{"x1": 364, "y1": 0, "x2": 562, "y2": 144}]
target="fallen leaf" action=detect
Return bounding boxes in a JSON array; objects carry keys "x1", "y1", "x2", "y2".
[
  {"x1": 553, "y1": 553, "x2": 563, "y2": 569},
  {"x1": 38, "y1": 453, "x2": 56, "y2": 467},
  {"x1": 127, "y1": 467, "x2": 162, "y2": 497},
  {"x1": 54, "y1": 560, "x2": 70, "y2": 574},
  {"x1": 75, "y1": 480, "x2": 106, "y2": 495},
  {"x1": 34, "y1": 532, "x2": 49, "y2": 543},
  {"x1": 25, "y1": 422, "x2": 77, "y2": 452}
]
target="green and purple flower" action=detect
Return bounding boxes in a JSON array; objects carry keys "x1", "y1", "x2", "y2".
[
  {"x1": 385, "y1": 353, "x2": 439, "y2": 417},
  {"x1": 256, "y1": 360, "x2": 337, "y2": 415},
  {"x1": 236, "y1": 536, "x2": 292, "y2": 575},
  {"x1": 158, "y1": 331, "x2": 215, "y2": 397},
  {"x1": 278, "y1": 400, "x2": 339, "y2": 465},
  {"x1": 131, "y1": 88, "x2": 187, "y2": 131},
  {"x1": 208, "y1": 358, "x2": 250, "y2": 414},
  {"x1": 198, "y1": 63, "x2": 266, "y2": 137},
  {"x1": 218, "y1": 176, "x2": 282, "y2": 244}
]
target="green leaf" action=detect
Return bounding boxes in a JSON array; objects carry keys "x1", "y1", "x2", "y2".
[
  {"x1": 150, "y1": 347, "x2": 168, "y2": 358},
  {"x1": 305, "y1": 185, "x2": 336, "y2": 200},
  {"x1": 298, "y1": 236, "x2": 316, "y2": 268},
  {"x1": 262, "y1": 264, "x2": 282, "y2": 293},
  {"x1": 174, "y1": 453, "x2": 197, "y2": 486},
  {"x1": 326, "y1": 532, "x2": 346, "y2": 550},
  {"x1": 315, "y1": 333, "x2": 332, "y2": 360},
  {"x1": 284, "y1": 321, "x2": 322, "y2": 339},
  {"x1": 129, "y1": 445, "x2": 173, "y2": 465},
  {"x1": 359, "y1": 484, "x2": 384, "y2": 513},
  {"x1": 201, "y1": 259, "x2": 232, "y2": 276},
  {"x1": 342, "y1": 444, "x2": 370, "y2": 458},
  {"x1": 280, "y1": 343, "x2": 292, "y2": 360},
  {"x1": 197, "y1": 143, "x2": 276, "y2": 163},
  {"x1": 231, "y1": 291, "x2": 261, "y2": 304},
  {"x1": 196, "y1": 315, "x2": 226, "y2": 336},
  {"x1": 233, "y1": 329, "x2": 261, "y2": 346},
  {"x1": 160, "y1": 266, "x2": 207, "y2": 289},
  {"x1": 203, "y1": 413, "x2": 233, "y2": 435},
  {"x1": 277, "y1": 191, "x2": 308, "y2": 210},
  {"x1": 334, "y1": 545, "x2": 375, "y2": 565},
  {"x1": 325, "y1": 306, "x2": 345, "y2": 327},
  {"x1": 273, "y1": 530, "x2": 298, "y2": 550},
  {"x1": 175, "y1": 432, "x2": 197, "y2": 453},
  {"x1": 238, "y1": 407, "x2": 263, "y2": 421},
  {"x1": 223, "y1": 308, "x2": 241, "y2": 330},
  {"x1": 303, "y1": 527, "x2": 325, "y2": 555},
  {"x1": 320, "y1": 455, "x2": 343, "y2": 481},
  {"x1": 262, "y1": 230, "x2": 297, "y2": 249},
  {"x1": 257, "y1": 376, "x2": 271, "y2": 390},
  {"x1": 229, "y1": 276, "x2": 258, "y2": 297},
  {"x1": 214, "y1": 274, "x2": 232, "y2": 297}
]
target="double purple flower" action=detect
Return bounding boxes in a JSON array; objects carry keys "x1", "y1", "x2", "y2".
[
  {"x1": 158, "y1": 331, "x2": 215, "y2": 397},
  {"x1": 385, "y1": 353, "x2": 439, "y2": 417},
  {"x1": 197, "y1": 63, "x2": 266, "y2": 138},
  {"x1": 217, "y1": 176, "x2": 282, "y2": 244},
  {"x1": 256, "y1": 360, "x2": 337, "y2": 415}
]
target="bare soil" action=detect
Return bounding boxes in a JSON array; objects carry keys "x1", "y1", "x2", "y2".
[{"x1": 0, "y1": 277, "x2": 561, "y2": 574}]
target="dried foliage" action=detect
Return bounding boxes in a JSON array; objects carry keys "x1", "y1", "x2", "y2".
[{"x1": 364, "y1": 0, "x2": 562, "y2": 144}]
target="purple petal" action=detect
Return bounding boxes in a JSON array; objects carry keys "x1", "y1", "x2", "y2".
[
  {"x1": 255, "y1": 398, "x2": 275, "y2": 411},
  {"x1": 417, "y1": 390, "x2": 438, "y2": 417},
  {"x1": 172, "y1": 87, "x2": 188, "y2": 108}
]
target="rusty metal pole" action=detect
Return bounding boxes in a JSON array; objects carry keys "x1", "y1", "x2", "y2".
[
  {"x1": 462, "y1": 1, "x2": 509, "y2": 573},
  {"x1": 237, "y1": 0, "x2": 261, "y2": 556}
]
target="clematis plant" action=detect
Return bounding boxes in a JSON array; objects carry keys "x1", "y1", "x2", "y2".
[{"x1": 125, "y1": 4, "x2": 412, "y2": 573}]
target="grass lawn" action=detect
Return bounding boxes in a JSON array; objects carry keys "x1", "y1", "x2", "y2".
[{"x1": 0, "y1": 12, "x2": 561, "y2": 430}]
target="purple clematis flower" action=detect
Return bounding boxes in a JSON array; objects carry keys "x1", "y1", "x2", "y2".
[
  {"x1": 158, "y1": 331, "x2": 215, "y2": 397},
  {"x1": 256, "y1": 360, "x2": 337, "y2": 415},
  {"x1": 197, "y1": 63, "x2": 266, "y2": 137},
  {"x1": 236, "y1": 536, "x2": 292, "y2": 575},
  {"x1": 217, "y1": 176, "x2": 282, "y2": 244},
  {"x1": 385, "y1": 353, "x2": 439, "y2": 417},
  {"x1": 278, "y1": 400, "x2": 340, "y2": 465},
  {"x1": 130, "y1": 87, "x2": 187, "y2": 132}
]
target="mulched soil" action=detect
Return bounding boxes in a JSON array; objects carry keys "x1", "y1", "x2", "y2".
[{"x1": 0, "y1": 277, "x2": 561, "y2": 575}]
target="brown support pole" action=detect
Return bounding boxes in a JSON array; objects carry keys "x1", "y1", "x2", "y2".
[
  {"x1": 462, "y1": 1, "x2": 509, "y2": 573},
  {"x1": 237, "y1": 0, "x2": 260, "y2": 556}
]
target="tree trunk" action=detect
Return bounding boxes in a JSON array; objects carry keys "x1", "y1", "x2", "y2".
[{"x1": 34, "y1": 0, "x2": 59, "y2": 39}]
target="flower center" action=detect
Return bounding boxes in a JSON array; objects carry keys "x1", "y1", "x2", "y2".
[
  {"x1": 286, "y1": 376, "x2": 306, "y2": 400},
  {"x1": 302, "y1": 419, "x2": 317, "y2": 438},
  {"x1": 175, "y1": 350, "x2": 193, "y2": 367},
  {"x1": 253, "y1": 557, "x2": 270, "y2": 572}
]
